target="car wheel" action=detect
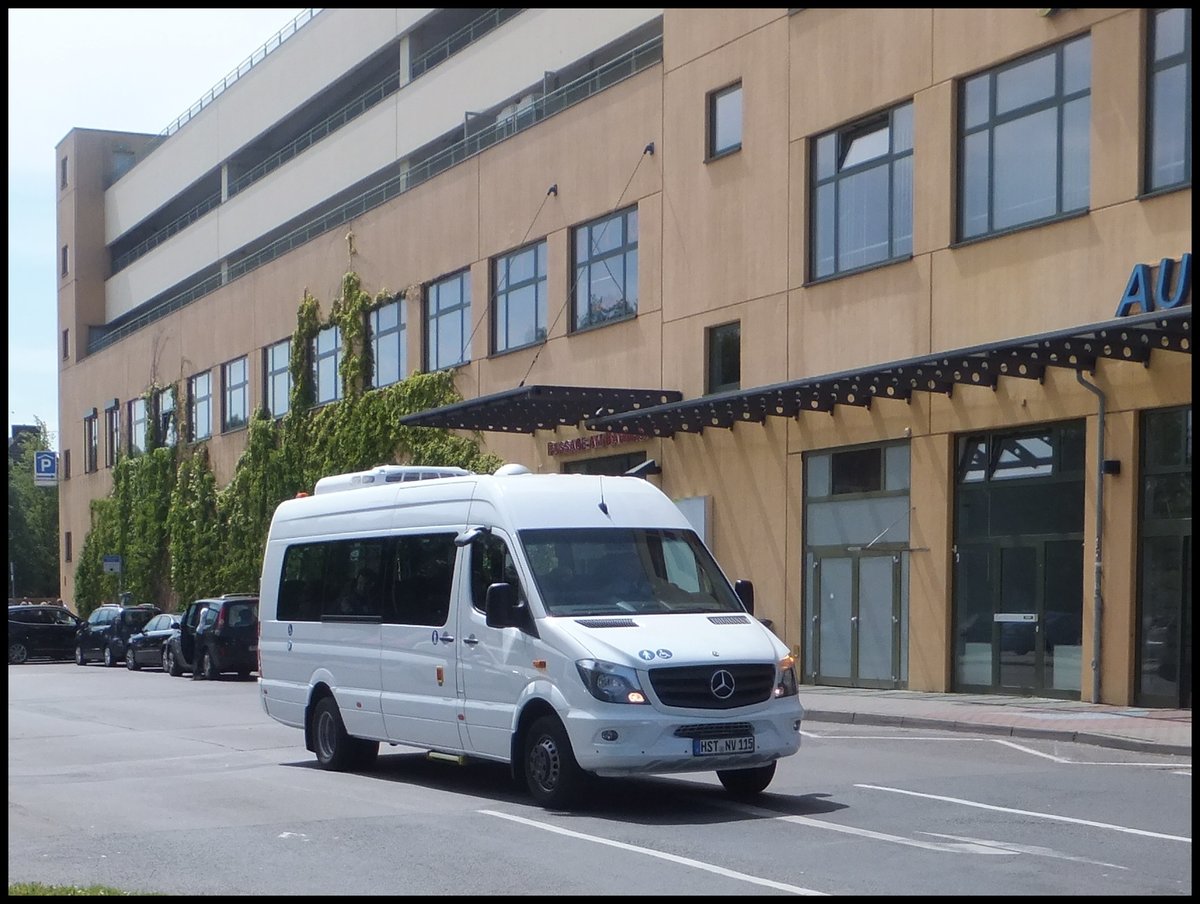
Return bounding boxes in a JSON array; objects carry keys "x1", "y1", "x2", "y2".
[
  {"x1": 103, "y1": 644, "x2": 116, "y2": 667},
  {"x1": 312, "y1": 696, "x2": 378, "y2": 771},
  {"x1": 9, "y1": 641, "x2": 29, "y2": 665},
  {"x1": 716, "y1": 761, "x2": 777, "y2": 798},
  {"x1": 75, "y1": 645, "x2": 87, "y2": 666},
  {"x1": 165, "y1": 645, "x2": 182, "y2": 677},
  {"x1": 523, "y1": 715, "x2": 588, "y2": 810},
  {"x1": 125, "y1": 648, "x2": 140, "y2": 670}
]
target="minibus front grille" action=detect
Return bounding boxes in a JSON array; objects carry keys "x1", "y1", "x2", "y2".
[
  {"x1": 576, "y1": 618, "x2": 638, "y2": 628},
  {"x1": 707, "y1": 615, "x2": 751, "y2": 624},
  {"x1": 673, "y1": 722, "x2": 753, "y2": 740},
  {"x1": 648, "y1": 664, "x2": 774, "y2": 709}
]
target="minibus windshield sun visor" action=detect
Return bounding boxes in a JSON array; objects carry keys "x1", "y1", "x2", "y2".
[{"x1": 518, "y1": 527, "x2": 747, "y2": 618}]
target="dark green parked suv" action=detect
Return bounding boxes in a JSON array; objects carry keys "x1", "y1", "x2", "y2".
[{"x1": 164, "y1": 594, "x2": 259, "y2": 680}]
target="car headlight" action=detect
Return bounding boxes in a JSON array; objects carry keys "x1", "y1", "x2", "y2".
[
  {"x1": 576, "y1": 659, "x2": 649, "y2": 704},
  {"x1": 774, "y1": 655, "x2": 799, "y2": 698}
]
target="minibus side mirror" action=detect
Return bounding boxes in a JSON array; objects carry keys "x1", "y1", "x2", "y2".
[
  {"x1": 485, "y1": 582, "x2": 519, "y2": 628},
  {"x1": 734, "y1": 579, "x2": 755, "y2": 616}
]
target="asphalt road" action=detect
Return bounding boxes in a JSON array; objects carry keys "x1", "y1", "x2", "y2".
[{"x1": 8, "y1": 662, "x2": 1192, "y2": 896}]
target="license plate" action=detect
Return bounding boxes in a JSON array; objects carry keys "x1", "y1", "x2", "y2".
[{"x1": 693, "y1": 736, "x2": 755, "y2": 756}]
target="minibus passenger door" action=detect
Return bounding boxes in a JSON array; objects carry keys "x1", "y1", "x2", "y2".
[{"x1": 457, "y1": 531, "x2": 536, "y2": 759}]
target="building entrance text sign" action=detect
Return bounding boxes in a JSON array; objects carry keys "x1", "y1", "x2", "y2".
[
  {"x1": 102, "y1": 555, "x2": 123, "y2": 575},
  {"x1": 547, "y1": 431, "x2": 643, "y2": 456},
  {"x1": 1115, "y1": 253, "x2": 1191, "y2": 317}
]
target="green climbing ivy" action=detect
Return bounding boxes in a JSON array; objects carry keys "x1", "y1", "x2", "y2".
[{"x1": 73, "y1": 273, "x2": 503, "y2": 614}]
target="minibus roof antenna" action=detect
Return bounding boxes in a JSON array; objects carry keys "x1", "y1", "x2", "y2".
[{"x1": 598, "y1": 476, "x2": 609, "y2": 516}]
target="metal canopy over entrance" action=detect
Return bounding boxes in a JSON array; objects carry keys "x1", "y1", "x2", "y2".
[
  {"x1": 584, "y1": 308, "x2": 1192, "y2": 437},
  {"x1": 398, "y1": 384, "x2": 683, "y2": 434}
]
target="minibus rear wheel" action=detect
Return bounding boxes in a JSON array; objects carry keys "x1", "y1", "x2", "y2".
[
  {"x1": 312, "y1": 696, "x2": 378, "y2": 771},
  {"x1": 523, "y1": 715, "x2": 587, "y2": 810}
]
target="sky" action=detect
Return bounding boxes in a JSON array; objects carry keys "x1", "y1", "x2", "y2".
[{"x1": 7, "y1": 8, "x2": 306, "y2": 446}]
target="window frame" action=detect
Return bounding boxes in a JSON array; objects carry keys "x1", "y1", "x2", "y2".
[
  {"x1": 707, "y1": 81, "x2": 744, "y2": 160},
  {"x1": 221, "y1": 356, "x2": 249, "y2": 433},
  {"x1": 264, "y1": 338, "x2": 291, "y2": 419},
  {"x1": 810, "y1": 101, "x2": 914, "y2": 281},
  {"x1": 103, "y1": 403, "x2": 120, "y2": 469},
  {"x1": 370, "y1": 298, "x2": 406, "y2": 388},
  {"x1": 83, "y1": 410, "x2": 98, "y2": 474},
  {"x1": 571, "y1": 206, "x2": 639, "y2": 334},
  {"x1": 61, "y1": 245, "x2": 69, "y2": 277},
  {"x1": 313, "y1": 325, "x2": 342, "y2": 406},
  {"x1": 956, "y1": 34, "x2": 1092, "y2": 243},
  {"x1": 706, "y1": 321, "x2": 741, "y2": 394},
  {"x1": 492, "y1": 239, "x2": 548, "y2": 355},
  {"x1": 156, "y1": 388, "x2": 177, "y2": 448},
  {"x1": 189, "y1": 371, "x2": 212, "y2": 442},
  {"x1": 425, "y1": 269, "x2": 472, "y2": 372},
  {"x1": 1144, "y1": 7, "x2": 1192, "y2": 195}
]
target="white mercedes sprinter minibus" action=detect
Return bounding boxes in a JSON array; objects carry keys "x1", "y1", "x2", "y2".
[{"x1": 258, "y1": 463, "x2": 803, "y2": 808}]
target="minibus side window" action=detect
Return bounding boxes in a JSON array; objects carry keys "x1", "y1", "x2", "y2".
[
  {"x1": 469, "y1": 534, "x2": 525, "y2": 614},
  {"x1": 385, "y1": 533, "x2": 456, "y2": 626},
  {"x1": 321, "y1": 538, "x2": 387, "y2": 618},
  {"x1": 279, "y1": 544, "x2": 326, "y2": 621}
]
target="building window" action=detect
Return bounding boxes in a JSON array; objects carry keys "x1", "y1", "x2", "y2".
[
  {"x1": 707, "y1": 321, "x2": 741, "y2": 394},
  {"x1": 959, "y1": 34, "x2": 1091, "y2": 241},
  {"x1": 104, "y1": 405, "x2": 119, "y2": 468},
  {"x1": 1146, "y1": 8, "x2": 1192, "y2": 193},
  {"x1": 313, "y1": 325, "x2": 342, "y2": 404},
  {"x1": 492, "y1": 240, "x2": 547, "y2": 354},
  {"x1": 157, "y1": 388, "x2": 177, "y2": 447},
  {"x1": 62, "y1": 448, "x2": 71, "y2": 480},
  {"x1": 222, "y1": 356, "x2": 248, "y2": 432},
  {"x1": 60, "y1": 157, "x2": 68, "y2": 190},
  {"x1": 425, "y1": 270, "x2": 471, "y2": 371},
  {"x1": 111, "y1": 149, "x2": 136, "y2": 182},
  {"x1": 189, "y1": 372, "x2": 212, "y2": 441},
  {"x1": 61, "y1": 245, "x2": 69, "y2": 277},
  {"x1": 371, "y1": 298, "x2": 406, "y2": 388},
  {"x1": 572, "y1": 207, "x2": 638, "y2": 332},
  {"x1": 128, "y1": 397, "x2": 146, "y2": 456},
  {"x1": 264, "y1": 339, "x2": 291, "y2": 418},
  {"x1": 812, "y1": 102, "x2": 913, "y2": 279},
  {"x1": 64, "y1": 531, "x2": 72, "y2": 563},
  {"x1": 708, "y1": 81, "x2": 743, "y2": 159},
  {"x1": 62, "y1": 329, "x2": 69, "y2": 360},
  {"x1": 83, "y1": 411, "x2": 98, "y2": 474}
]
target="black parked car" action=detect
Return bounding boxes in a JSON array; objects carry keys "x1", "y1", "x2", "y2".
[
  {"x1": 9, "y1": 604, "x2": 83, "y2": 664},
  {"x1": 75, "y1": 604, "x2": 161, "y2": 667},
  {"x1": 165, "y1": 595, "x2": 258, "y2": 680},
  {"x1": 125, "y1": 611, "x2": 182, "y2": 671}
]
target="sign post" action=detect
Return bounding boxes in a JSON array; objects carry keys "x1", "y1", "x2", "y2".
[{"x1": 33, "y1": 451, "x2": 58, "y2": 487}]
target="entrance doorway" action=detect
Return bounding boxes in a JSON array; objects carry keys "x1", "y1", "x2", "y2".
[
  {"x1": 811, "y1": 552, "x2": 907, "y2": 687},
  {"x1": 952, "y1": 421, "x2": 1085, "y2": 698}
]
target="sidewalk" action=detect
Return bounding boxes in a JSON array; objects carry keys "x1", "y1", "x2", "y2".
[{"x1": 799, "y1": 685, "x2": 1192, "y2": 757}]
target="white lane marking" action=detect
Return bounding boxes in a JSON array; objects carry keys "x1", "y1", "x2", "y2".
[
  {"x1": 857, "y1": 784, "x2": 1192, "y2": 843},
  {"x1": 712, "y1": 800, "x2": 1012, "y2": 855},
  {"x1": 479, "y1": 809, "x2": 829, "y2": 895},
  {"x1": 804, "y1": 732, "x2": 1190, "y2": 769},
  {"x1": 919, "y1": 833, "x2": 1128, "y2": 869}
]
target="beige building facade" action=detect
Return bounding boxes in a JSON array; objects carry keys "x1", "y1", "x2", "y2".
[{"x1": 57, "y1": 9, "x2": 1191, "y2": 707}]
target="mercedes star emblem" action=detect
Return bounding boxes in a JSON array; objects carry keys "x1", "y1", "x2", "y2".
[{"x1": 710, "y1": 669, "x2": 735, "y2": 700}]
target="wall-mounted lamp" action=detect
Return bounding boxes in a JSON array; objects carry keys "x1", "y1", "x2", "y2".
[
  {"x1": 643, "y1": 142, "x2": 655, "y2": 155},
  {"x1": 547, "y1": 184, "x2": 558, "y2": 197}
]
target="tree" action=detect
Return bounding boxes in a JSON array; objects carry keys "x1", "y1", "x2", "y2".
[{"x1": 7, "y1": 420, "x2": 59, "y2": 598}]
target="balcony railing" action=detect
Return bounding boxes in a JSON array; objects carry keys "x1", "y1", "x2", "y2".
[
  {"x1": 410, "y1": 8, "x2": 524, "y2": 80},
  {"x1": 88, "y1": 34, "x2": 664, "y2": 355}
]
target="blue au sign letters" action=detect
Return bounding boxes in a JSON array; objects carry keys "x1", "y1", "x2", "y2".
[{"x1": 1114, "y1": 253, "x2": 1191, "y2": 317}]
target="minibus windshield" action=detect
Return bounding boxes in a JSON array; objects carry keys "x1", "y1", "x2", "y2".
[{"x1": 519, "y1": 527, "x2": 745, "y2": 618}]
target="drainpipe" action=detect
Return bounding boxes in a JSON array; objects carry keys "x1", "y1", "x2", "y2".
[{"x1": 1075, "y1": 370, "x2": 1105, "y2": 703}]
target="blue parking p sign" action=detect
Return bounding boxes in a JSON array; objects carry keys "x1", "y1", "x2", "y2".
[{"x1": 34, "y1": 451, "x2": 58, "y2": 487}]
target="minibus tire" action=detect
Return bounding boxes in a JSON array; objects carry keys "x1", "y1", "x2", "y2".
[
  {"x1": 717, "y1": 761, "x2": 776, "y2": 798},
  {"x1": 523, "y1": 715, "x2": 587, "y2": 809},
  {"x1": 312, "y1": 696, "x2": 378, "y2": 771}
]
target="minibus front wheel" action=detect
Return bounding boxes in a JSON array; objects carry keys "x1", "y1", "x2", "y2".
[{"x1": 523, "y1": 715, "x2": 588, "y2": 809}]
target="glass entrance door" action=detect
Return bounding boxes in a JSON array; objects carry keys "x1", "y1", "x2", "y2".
[{"x1": 813, "y1": 553, "x2": 903, "y2": 688}]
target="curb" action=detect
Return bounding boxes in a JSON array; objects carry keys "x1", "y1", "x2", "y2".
[{"x1": 803, "y1": 710, "x2": 1192, "y2": 758}]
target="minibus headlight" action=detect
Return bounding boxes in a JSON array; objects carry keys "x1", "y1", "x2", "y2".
[
  {"x1": 576, "y1": 659, "x2": 649, "y2": 705},
  {"x1": 774, "y1": 655, "x2": 799, "y2": 698}
]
